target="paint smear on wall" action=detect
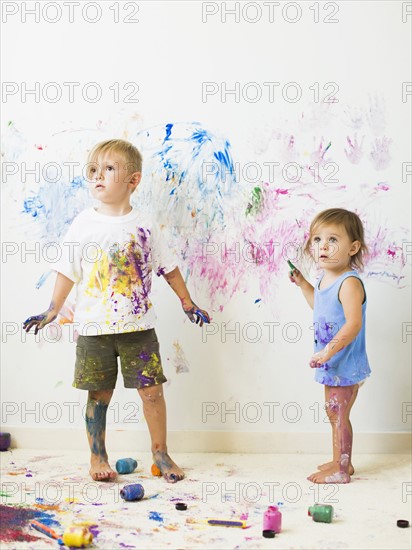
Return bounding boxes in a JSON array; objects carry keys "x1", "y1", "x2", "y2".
[
  {"x1": 2, "y1": 102, "x2": 409, "y2": 318},
  {"x1": 173, "y1": 341, "x2": 190, "y2": 374}
]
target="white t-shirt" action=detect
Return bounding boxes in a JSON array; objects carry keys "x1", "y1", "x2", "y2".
[{"x1": 54, "y1": 207, "x2": 177, "y2": 335}]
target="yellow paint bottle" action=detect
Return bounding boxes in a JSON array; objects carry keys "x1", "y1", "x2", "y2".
[{"x1": 62, "y1": 526, "x2": 93, "y2": 547}]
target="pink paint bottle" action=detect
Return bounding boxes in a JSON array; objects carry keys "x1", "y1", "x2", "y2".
[{"x1": 263, "y1": 506, "x2": 282, "y2": 533}]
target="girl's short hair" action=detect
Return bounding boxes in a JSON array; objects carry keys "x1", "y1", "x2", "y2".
[
  {"x1": 304, "y1": 208, "x2": 369, "y2": 271},
  {"x1": 86, "y1": 139, "x2": 142, "y2": 178}
]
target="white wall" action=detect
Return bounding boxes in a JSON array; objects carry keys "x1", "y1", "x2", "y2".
[{"x1": 1, "y1": 1, "x2": 411, "y2": 450}]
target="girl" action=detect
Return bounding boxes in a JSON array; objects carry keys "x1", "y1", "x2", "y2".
[{"x1": 289, "y1": 208, "x2": 371, "y2": 483}]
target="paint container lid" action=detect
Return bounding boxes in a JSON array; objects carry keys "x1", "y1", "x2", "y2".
[
  {"x1": 262, "y1": 530, "x2": 276, "y2": 538},
  {"x1": 397, "y1": 519, "x2": 409, "y2": 528},
  {"x1": 175, "y1": 502, "x2": 187, "y2": 511},
  {"x1": 0, "y1": 433, "x2": 11, "y2": 452}
]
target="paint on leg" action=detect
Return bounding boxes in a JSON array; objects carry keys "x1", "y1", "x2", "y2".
[
  {"x1": 86, "y1": 393, "x2": 116, "y2": 481},
  {"x1": 308, "y1": 385, "x2": 358, "y2": 484},
  {"x1": 138, "y1": 385, "x2": 184, "y2": 483}
]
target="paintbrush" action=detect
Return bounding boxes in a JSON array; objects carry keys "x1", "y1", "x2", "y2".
[
  {"x1": 30, "y1": 520, "x2": 64, "y2": 545},
  {"x1": 207, "y1": 519, "x2": 247, "y2": 528}
]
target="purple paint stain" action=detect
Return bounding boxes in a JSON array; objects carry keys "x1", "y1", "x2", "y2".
[
  {"x1": 169, "y1": 495, "x2": 198, "y2": 502},
  {"x1": 139, "y1": 351, "x2": 150, "y2": 362},
  {"x1": 88, "y1": 525, "x2": 100, "y2": 537},
  {"x1": 106, "y1": 228, "x2": 153, "y2": 316},
  {"x1": 137, "y1": 373, "x2": 156, "y2": 386}
]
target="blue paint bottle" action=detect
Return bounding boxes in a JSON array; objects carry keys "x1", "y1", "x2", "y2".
[
  {"x1": 116, "y1": 458, "x2": 137, "y2": 474},
  {"x1": 120, "y1": 483, "x2": 145, "y2": 501}
]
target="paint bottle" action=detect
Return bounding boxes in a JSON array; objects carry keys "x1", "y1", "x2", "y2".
[
  {"x1": 308, "y1": 504, "x2": 334, "y2": 523},
  {"x1": 0, "y1": 432, "x2": 11, "y2": 452},
  {"x1": 115, "y1": 458, "x2": 137, "y2": 474},
  {"x1": 151, "y1": 463, "x2": 162, "y2": 476},
  {"x1": 263, "y1": 506, "x2": 282, "y2": 533},
  {"x1": 62, "y1": 526, "x2": 93, "y2": 547},
  {"x1": 120, "y1": 483, "x2": 145, "y2": 501}
]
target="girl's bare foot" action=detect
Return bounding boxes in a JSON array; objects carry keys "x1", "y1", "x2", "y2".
[
  {"x1": 307, "y1": 468, "x2": 351, "y2": 484},
  {"x1": 318, "y1": 460, "x2": 354, "y2": 475},
  {"x1": 89, "y1": 456, "x2": 117, "y2": 481},
  {"x1": 153, "y1": 450, "x2": 184, "y2": 483}
]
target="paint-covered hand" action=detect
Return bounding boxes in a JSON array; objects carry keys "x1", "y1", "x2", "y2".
[
  {"x1": 183, "y1": 302, "x2": 210, "y2": 327},
  {"x1": 309, "y1": 347, "x2": 330, "y2": 368},
  {"x1": 23, "y1": 310, "x2": 57, "y2": 335}
]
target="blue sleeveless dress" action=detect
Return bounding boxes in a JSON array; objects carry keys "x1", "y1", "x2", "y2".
[{"x1": 313, "y1": 270, "x2": 371, "y2": 386}]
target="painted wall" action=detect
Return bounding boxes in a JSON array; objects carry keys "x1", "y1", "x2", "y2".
[{"x1": 1, "y1": 1, "x2": 411, "y2": 442}]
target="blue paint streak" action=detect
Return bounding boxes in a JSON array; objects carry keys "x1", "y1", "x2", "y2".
[
  {"x1": 164, "y1": 123, "x2": 173, "y2": 143},
  {"x1": 36, "y1": 270, "x2": 53, "y2": 290},
  {"x1": 148, "y1": 511, "x2": 164, "y2": 523}
]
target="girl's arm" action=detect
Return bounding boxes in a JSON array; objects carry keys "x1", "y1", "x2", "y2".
[
  {"x1": 23, "y1": 273, "x2": 74, "y2": 334},
  {"x1": 289, "y1": 268, "x2": 315, "y2": 309},
  {"x1": 310, "y1": 277, "x2": 364, "y2": 367},
  {"x1": 163, "y1": 267, "x2": 210, "y2": 326}
]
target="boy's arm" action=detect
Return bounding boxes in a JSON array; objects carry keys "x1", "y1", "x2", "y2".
[
  {"x1": 23, "y1": 272, "x2": 74, "y2": 334},
  {"x1": 310, "y1": 277, "x2": 364, "y2": 367},
  {"x1": 163, "y1": 267, "x2": 210, "y2": 326}
]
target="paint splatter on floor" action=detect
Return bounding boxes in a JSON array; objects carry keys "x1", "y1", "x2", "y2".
[{"x1": 1, "y1": 450, "x2": 410, "y2": 549}]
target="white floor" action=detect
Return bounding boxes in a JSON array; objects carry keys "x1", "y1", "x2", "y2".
[{"x1": 1, "y1": 450, "x2": 411, "y2": 549}]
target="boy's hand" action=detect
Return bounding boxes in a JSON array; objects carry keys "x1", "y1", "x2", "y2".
[
  {"x1": 183, "y1": 302, "x2": 210, "y2": 327},
  {"x1": 23, "y1": 310, "x2": 57, "y2": 335}
]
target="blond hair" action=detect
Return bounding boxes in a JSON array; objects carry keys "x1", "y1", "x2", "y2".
[
  {"x1": 304, "y1": 208, "x2": 368, "y2": 270},
  {"x1": 86, "y1": 139, "x2": 142, "y2": 179}
]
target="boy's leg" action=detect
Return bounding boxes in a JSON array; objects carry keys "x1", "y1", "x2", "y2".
[
  {"x1": 308, "y1": 384, "x2": 359, "y2": 484},
  {"x1": 138, "y1": 385, "x2": 184, "y2": 483},
  {"x1": 318, "y1": 385, "x2": 355, "y2": 474},
  {"x1": 86, "y1": 390, "x2": 117, "y2": 481}
]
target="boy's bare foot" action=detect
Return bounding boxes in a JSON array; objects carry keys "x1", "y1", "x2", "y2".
[
  {"x1": 89, "y1": 456, "x2": 117, "y2": 481},
  {"x1": 307, "y1": 468, "x2": 351, "y2": 484},
  {"x1": 153, "y1": 450, "x2": 184, "y2": 483},
  {"x1": 318, "y1": 460, "x2": 354, "y2": 475}
]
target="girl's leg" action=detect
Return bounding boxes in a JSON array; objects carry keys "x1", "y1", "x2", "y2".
[
  {"x1": 138, "y1": 384, "x2": 184, "y2": 483},
  {"x1": 318, "y1": 385, "x2": 355, "y2": 474},
  {"x1": 308, "y1": 384, "x2": 359, "y2": 484},
  {"x1": 86, "y1": 389, "x2": 117, "y2": 481}
]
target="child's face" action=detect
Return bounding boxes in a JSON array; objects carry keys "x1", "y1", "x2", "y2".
[
  {"x1": 310, "y1": 223, "x2": 360, "y2": 272},
  {"x1": 88, "y1": 152, "x2": 141, "y2": 205}
]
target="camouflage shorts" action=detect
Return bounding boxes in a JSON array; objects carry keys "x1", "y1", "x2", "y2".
[{"x1": 74, "y1": 329, "x2": 166, "y2": 390}]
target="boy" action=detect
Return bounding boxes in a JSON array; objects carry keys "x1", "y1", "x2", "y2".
[{"x1": 23, "y1": 139, "x2": 210, "y2": 483}]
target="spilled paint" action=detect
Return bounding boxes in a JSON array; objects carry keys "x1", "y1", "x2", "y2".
[
  {"x1": 0, "y1": 504, "x2": 60, "y2": 544},
  {"x1": 148, "y1": 511, "x2": 164, "y2": 523}
]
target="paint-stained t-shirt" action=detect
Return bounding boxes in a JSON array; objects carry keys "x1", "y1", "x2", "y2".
[
  {"x1": 313, "y1": 270, "x2": 371, "y2": 386},
  {"x1": 54, "y1": 207, "x2": 177, "y2": 335}
]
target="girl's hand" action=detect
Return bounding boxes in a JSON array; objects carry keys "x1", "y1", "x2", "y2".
[
  {"x1": 289, "y1": 267, "x2": 307, "y2": 287},
  {"x1": 23, "y1": 310, "x2": 57, "y2": 335},
  {"x1": 309, "y1": 346, "x2": 330, "y2": 368},
  {"x1": 183, "y1": 302, "x2": 210, "y2": 327}
]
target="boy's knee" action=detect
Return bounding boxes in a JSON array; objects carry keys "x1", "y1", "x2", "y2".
[
  {"x1": 138, "y1": 385, "x2": 163, "y2": 404},
  {"x1": 88, "y1": 389, "x2": 113, "y2": 403}
]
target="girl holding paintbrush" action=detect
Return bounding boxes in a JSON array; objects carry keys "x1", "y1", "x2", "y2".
[{"x1": 289, "y1": 208, "x2": 371, "y2": 483}]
